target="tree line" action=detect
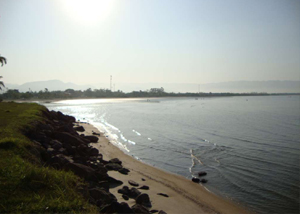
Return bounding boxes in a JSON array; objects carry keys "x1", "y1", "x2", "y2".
[{"x1": 1, "y1": 86, "x2": 293, "y2": 101}]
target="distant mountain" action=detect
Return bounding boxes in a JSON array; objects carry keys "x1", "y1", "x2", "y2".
[
  {"x1": 3, "y1": 80, "x2": 300, "y2": 93},
  {"x1": 4, "y1": 80, "x2": 95, "y2": 92},
  {"x1": 198, "y1": 80, "x2": 300, "y2": 93}
]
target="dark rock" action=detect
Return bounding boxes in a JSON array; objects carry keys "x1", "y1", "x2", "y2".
[
  {"x1": 57, "y1": 124, "x2": 78, "y2": 136},
  {"x1": 129, "y1": 188, "x2": 141, "y2": 198},
  {"x1": 105, "y1": 163, "x2": 123, "y2": 171},
  {"x1": 89, "y1": 188, "x2": 116, "y2": 206},
  {"x1": 54, "y1": 111, "x2": 75, "y2": 123},
  {"x1": 150, "y1": 210, "x2": 159, "y2": 213},
  {"x1": 49, "y1": 139, "x2": 59, "y2": 146},
  {"x1": 64, "y1": 143, "x2": 76, "y2": 156},
  {"x1": 142, "y1": 178, "x2": 146, "y2": 181},
  {"x1": 118, "y1": 168, "x2": 130, "y2": 175},
  {"x1": 200, "y1": 179, "x2": 208, "y2": 183},
  {"x1": 65, "y1": 162, "x2": 107, "y2": 182},
  {"x1": 97, "y1": 181, "x2": 110, "y2": 192},
  {"x1": 119, "y1": 186, "x2": 141, "y2": 199},
  {"x1": 138, "y1": 185, "x2": 150, "y2": 190},
  {"x1": 89, "y1": 147, "x2": 99, "y2": 156},
  {"x1": 198, "y1": 171, "x2": 207, "y2": 176},
  {"x1": 54, "y1": 132, "x2": 86, "y2": 146},
  {"x1": 46, "y1": 147, "x2": 55, "y2": 155},
  {"x1": 100, "y1": 201, "x2": 133, "y2": 214},
  {"x1": 157, "y1": 193, "x2": 169, "y2": 198},
  {"x1": 74, "y1": 126, "x2": 85, "y2": 132},
  {"x1": 158, "y1": 210, "x2": 167, "y2": 214},
  {"x1": 136, "y1": 193, "x2": 151, "y2": 207},
  {"x1": 192, "y1": 177, "x2": 200, "y2": 183},
  {"x1": 128, "y1": 180, "x2": 139, "y2": 187},
  {"x1": 58, "y1": 147, "x2": 67, "y2": 155},
  {"x1": 73, "y1": 155, "x2": 89, "y2": 164},
  {"x1": 118, "y1": 186, "x2": 130, "y2": 195},
  {"x1": 122, "y1": 194, "x2": 129, "y2": 200},
  {"x1": 92, "y1": 130, "x2": 100, "y2": 136},
  {"x1": 109, "y1": 158, "x2": 122, "y2": 165},
  {"x1": 47, "y1": 154, "x2": 73, "y2": 169},
  {"x1": 38, "y1": 122, "x2": 54, "y2": 134},
  {"x1": 119, "y1": 202, "x2": 134, "y2": 213},
  {"x1": 83, "y1": 135, "x2": 99, "y2": 143},
  {"x1": 108, "y1": 176, "x2": 123, "y2": 188},
  {"x1": 131, "y1": 204, "x2": 150, "y2": 214},
  {"x1": 52, "y1": 141, "x2": 63, "y2": 150}
]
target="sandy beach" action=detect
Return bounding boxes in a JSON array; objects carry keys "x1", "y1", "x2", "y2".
[{"x1": 80, "y1": 122, "x2": 251, "y2": 214}]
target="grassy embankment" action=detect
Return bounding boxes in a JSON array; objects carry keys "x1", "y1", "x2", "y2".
[{"x1": 0, "y1": 102, "x2": 97, "y2": 213}]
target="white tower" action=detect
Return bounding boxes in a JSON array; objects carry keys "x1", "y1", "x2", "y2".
[{"x1": 110, "y1": 75, "x2": 112, "y2": 91}]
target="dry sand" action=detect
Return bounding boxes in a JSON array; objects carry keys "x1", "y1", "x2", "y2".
[{"x1": 81, "y1": 122, "x2": 252, "y2": 214}]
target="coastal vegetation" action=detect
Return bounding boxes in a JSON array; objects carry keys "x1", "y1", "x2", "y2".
[
  {"x1": 1, "y1": 101, "x2": 168, "y2": 213},
  {"x1": 1, "y1": 87, "x2": 297, "y2": 101},
  {"x1": 0, "y1": 55, "x2": 7, "y2": 90},
  {"x1": 0, "y1": 102, "x2": 97, "y2": 213}
]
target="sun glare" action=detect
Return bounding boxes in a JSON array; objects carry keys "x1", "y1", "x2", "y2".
[{"x1": 63, "y1": 0, "x2": 114, "y2": 25}]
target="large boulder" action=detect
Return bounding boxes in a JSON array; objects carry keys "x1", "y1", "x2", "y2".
[
  {"x1": 83, "y1": 135, "x2": 99, "y2": 143},
  {"x1": 118, "y1": 186, "x2": 130, "y2": 195},
  {"x1": 100, "y1": 201, "x2": 133, "y2": 214},
  {"x1": 47, "y1": 154, "x2": 74, "y2": 169},
  {"x1": 200, "y1": 179, "x2": 208, "y2": 183},
  {"x1": 118, "y1": 186, "x2": 141, "y2": 198},
  {"x1": 108, "y1": 176, "x2": 123, "y2": 188},
  {"x1": 128, "y1": 180, "x2": 139, "y2": 187},
  {"x1": 129, "y1": 187, "x2": 141, "y2": 198},
  {"x1": 54, "y1": 132, "x2": 86, "y2": 146},
  {"x1": 136, "y1": 193, "x2": 151, "y2": 208},
  {"x1": 89, "y1": 188, "x2": 116, "y2": 206},
  {"x1": 109, "y1": 158, "x2": 122, "y2": 165},
  {"x1": 131, "y1": 204, "x2": 150, "y2": 214},
  {"x1": 105, "y1": 163, "x2": 123, "y2": 171},
  {"x1": 51, "y1": 140, "x2": 63, "y2": 150},
  {"x1": 192, "y1": 177, "x2": 200, "y2": 183},
  {"x1": 138, "y1": 185, "x2": 150, "y2": 190},
  {"x1": 65, "y1": 162, "x2": 108, "y2": 182},
  {"x1": 89, "y1": 147, "x2": 99, "y2": 156},
  {"x1": 74, "y1": 126, "x2": 85, "y2": 132},
  {"x1": 198, "y1": 171, "x2": 207, "y2": 177},
  {"x1": 118, "y1": 168, "x2": 130, "y2": 175}
]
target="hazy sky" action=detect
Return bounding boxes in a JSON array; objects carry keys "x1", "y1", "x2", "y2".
[{"x1": 0, "y1": 0, "x2": 299, "y2": 86}]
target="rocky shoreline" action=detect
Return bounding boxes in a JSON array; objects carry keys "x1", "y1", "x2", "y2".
[{"x1": 25, "y1": 109, "x2": 167, "y2": 213}]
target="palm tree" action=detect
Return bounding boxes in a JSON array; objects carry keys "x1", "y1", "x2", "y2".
[
  {"x1": 0, "y1": 56, "x2": 6, "y2": 66},
  {"x1": 0, "y1": 55, "x2": 7, "y2": 90}
]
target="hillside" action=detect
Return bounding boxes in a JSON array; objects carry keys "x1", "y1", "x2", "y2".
[{"x1": 0, "y1": 102, "x2": 98, "y2": 213}]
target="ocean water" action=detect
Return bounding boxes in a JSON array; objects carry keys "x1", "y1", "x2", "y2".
[{"x1": 44, "y1": 95, "x2": 300, "y2": 214}]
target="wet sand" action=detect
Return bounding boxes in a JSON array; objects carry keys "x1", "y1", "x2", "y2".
[{"x1": 81, "y1": 122, "x2": 251, "y2": 214}]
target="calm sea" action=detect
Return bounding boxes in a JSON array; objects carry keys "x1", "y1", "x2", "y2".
[{"x1": 44, "y1": 95, "x2": 300, "y2": 214}]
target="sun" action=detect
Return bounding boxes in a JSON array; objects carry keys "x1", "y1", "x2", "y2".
[{"x1": 62, "y1": 0, "x2": 115, "y2": 25}]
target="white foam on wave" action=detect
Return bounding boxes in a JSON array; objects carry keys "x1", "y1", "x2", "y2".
[
  {"x1": 128, "y1": 140, "x2": 136, "y2": 145},
  {"x1": 190, "y1": 149, "x2": 204, "y2": 165},
  {"x1": 120, "y1": 133, "x2": 127, "y2": 142},
  {"x1": 91, "y1": 121, "x2": 130, "y2": 152},
  {"x1": 104, "y1": 121, "x2": 120, "y2": 132},
  {"x1": 132, "y1": 129, "x2": 141, "y2": 136},
  {"x1": 148, "y1": 138, "x2": 152, "y2": 141},
  {"x1": 120, "y1": 133, "x2": 136, "y2": 145}
]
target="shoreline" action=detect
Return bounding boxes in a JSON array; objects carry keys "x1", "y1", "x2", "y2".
[{"x1": 81, "y1": 122, "x2": 252, "y2": 214}]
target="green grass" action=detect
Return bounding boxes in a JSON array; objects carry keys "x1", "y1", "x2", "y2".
[{"x1": 0, "y1": 102, "x2": 98, "y2": 213}]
